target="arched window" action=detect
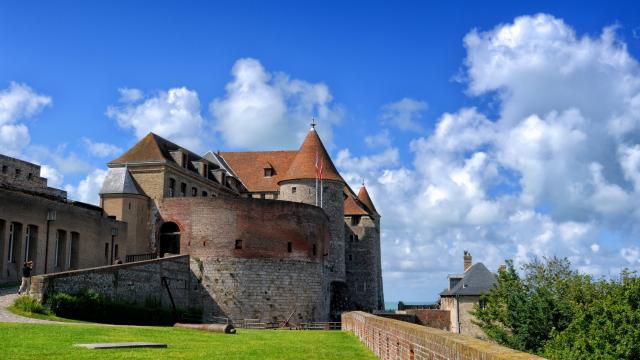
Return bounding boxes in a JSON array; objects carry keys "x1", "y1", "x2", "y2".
[{"x1": 159, "y1": 222, "x2": 180, "y2": 257}]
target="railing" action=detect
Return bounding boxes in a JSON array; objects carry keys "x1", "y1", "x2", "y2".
[
  {"x1": 125, "y1": 253, "x2": 158, "y2": 263},
  {"x1": 207, "y1": 316, "x2": 340, "y2": 330}
]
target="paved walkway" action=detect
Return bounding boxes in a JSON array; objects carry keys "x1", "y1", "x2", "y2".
[{"x1": 0, "y1": 287, "x2": 67, "y2": 324}]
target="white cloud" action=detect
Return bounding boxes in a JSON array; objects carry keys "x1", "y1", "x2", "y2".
[
  {"x1": 336, "y1": 14, "x2": 640, "y2": 300},
  {"x1": 40, "y1": 165, "x2": 64, "y2": 188},
  {"x1": 107, "y1": 87, "x2": 206, "y2": 151},
  {"x1": 64, "y1": 169, "x2": 107, "y2": 205},
  {"x1": 380, "y1": 98, "x2": 427, "y2": 132},
  {"x1": 0, "y1": 82, "x2": 51, "y2": 156},
  {"x1": 81, "y1": 138, "x2": 123, "y2": 158},
  {"x1": 211, "y1": 58, "x2": 343, "y2": 150}
]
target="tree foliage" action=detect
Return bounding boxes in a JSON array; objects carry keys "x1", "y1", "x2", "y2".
[{"x1": 472, "y1": 258, "x2": 640, "y2": 359}]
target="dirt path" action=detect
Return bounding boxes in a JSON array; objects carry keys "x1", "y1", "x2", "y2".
[{"x1": 0, "y1": 287, "x2": 68, "y2": 324}]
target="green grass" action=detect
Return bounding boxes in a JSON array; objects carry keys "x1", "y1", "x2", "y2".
[{"x1": 0, "y1": 323, "x2": 376, "y2": 359}]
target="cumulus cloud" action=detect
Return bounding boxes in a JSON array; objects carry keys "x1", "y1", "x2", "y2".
[
  {"x1": 0, "y1": 82, "x2": 51, "y2": 156},
  {"x1": 64, "y1": 169, "x2": 107, "y2": 205},
  {"x1": 211, "y1": 58, "x2": 343, "y2": 150},
  {"x1": 380, "y1": 98, "x2": 428, "y2": 132},
  {"x1": 337, "y1": 14, "x2": 640, "y2": 300},
  {"x1": 81, "y1": 138, "x2": 123, "y2": 158},
  {"x1": 107, "y1": 87, "x2": 206, "y2": 151}
]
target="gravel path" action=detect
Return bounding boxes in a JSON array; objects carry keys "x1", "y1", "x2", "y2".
[{"x1": 0, "y1": 287, "x2": 68, "y2": 324}]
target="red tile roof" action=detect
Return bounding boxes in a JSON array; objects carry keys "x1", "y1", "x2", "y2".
[
  {"x1": 218, "y1": 151, "x2": 297, "y2": 192},
  {"x1": 357, "y1": 185, "x2": 378, "y2": 215},
  {"x1": 344, "y1": 187, "x2": 370, "y2": 215},
  {"x1": 279, "y1": 129, "x2": 344, "y2": 184}
]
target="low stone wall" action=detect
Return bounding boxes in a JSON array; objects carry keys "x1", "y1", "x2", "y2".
[
  {"x1": 30, "y1": 255, "x2": 197, "y2": 312},
  {"x1": 342, "y1": 311, "x2": 545, "y2": 360}
]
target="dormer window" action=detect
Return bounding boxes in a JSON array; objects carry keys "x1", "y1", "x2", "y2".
[{"x1": 264, "y1": 168, "x2": 273, "y2": 177}]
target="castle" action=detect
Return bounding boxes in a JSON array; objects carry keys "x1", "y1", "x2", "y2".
[{"x1": 0, "y1": 125, "x2": 383, "y2": 322}]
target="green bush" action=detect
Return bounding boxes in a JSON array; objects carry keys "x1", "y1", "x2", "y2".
[
  {"x1": 47, "y1": 290, "x2": 200, "y2": 325},
  {"x1": 13, "y1": 295, "x2": 49, "y2": 315}
]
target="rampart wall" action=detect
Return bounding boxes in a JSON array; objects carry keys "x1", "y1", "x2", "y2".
[
  {"x1": 30, "y1": 255, "x2": 195, "y2": 311},
  {"x1": 342, "y1": 311, "x2": 545, "y2": 360},
  {"x1": 157, "y1": 197, "x2": 331, "y2": 322}
]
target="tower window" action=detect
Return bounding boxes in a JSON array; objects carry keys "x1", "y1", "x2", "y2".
[
  {"x1": 292, "y1": 187, "x2": 297, "y2": 194},
  {"x1": 191, "y1": 187, "x2": 197, "y2": 197},
  {"x1": 235, "y1": 239, "x2": 243, "y2": 250},
  {"x1": 312, "y1": 244, "x2": 317, "y2": 256},
  {"x1": 287, "y1": 242, "x2": 292, "y2": 253}
]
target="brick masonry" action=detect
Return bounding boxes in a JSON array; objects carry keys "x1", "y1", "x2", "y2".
[
  {"x1": 342, "y1": 311, "x2": 546, "y2": 360},
  {"x1": 30, "y1": 255, "x2": 195, "y2": 311}
]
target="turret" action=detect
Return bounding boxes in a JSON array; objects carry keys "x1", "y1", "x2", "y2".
[{"x1": 278, "y1": 125, "x2": 346, "y2": 283}]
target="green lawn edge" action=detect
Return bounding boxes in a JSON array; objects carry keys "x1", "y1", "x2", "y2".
[{"x1": 7, "y1": 305, "x2": 87, "y2": 323}]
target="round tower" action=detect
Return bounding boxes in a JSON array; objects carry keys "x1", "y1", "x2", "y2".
[{"x1": 278, "y1": 125, "x2": 346, "y2": 283}]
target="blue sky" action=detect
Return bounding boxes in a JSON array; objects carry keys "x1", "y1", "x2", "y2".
[{"x1": 2, "y1": 1, "x2": 640, "y2": 302}]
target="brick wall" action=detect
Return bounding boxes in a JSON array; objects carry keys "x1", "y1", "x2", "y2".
[
  {"x1": 158, "y1": 196, "x2": 331, "y2": 322},
  {"x1": 342, "y1": 311, "x2": 545, "y2": 360},
  {"x1": 30, "y1": 255, "x2": 196, "y2": 312},
  {"x1": 405, "y1": 309, "x2": 450, "y2": 331}
]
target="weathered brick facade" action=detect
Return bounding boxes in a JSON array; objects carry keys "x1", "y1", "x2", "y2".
[{"x1": 342, "y1": 311, "x2": 544, "y2": 360}]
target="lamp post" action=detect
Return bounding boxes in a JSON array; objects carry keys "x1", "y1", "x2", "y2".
[
  {"x1": 43, "y1": 210, "x2": 56, "y2": 274},
  {"x1": 110, "y1": 227, "x2": 118, "y2": 265}
]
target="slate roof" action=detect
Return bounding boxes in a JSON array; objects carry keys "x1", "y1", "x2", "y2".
[
  {"x1": 99, "y1": 167, "x2": 143, "y2": 195},
  {"x1": 440, "y1": 263, "x2": 497, "y2": 296},
  {"x1": 217, "y1": 151, "x2": 297, "y2": 192}
]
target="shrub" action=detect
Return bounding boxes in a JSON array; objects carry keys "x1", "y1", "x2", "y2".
[
  {"x1": 46, "y1": 290, "x2": 199, "y2": 325},
  {"x1": 13, "y1": 295, "x2": 49, "y2": 315}
]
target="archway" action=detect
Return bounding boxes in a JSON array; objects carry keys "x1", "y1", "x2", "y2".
[{"x1": 159, "y1": 222, "x2": 180, "y2": 257}]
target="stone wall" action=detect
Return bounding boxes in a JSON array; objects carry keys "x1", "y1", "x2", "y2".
[
  {"x1": 157, "y1": 196, "x2": 330, "y2": 322},
  {"x1": 0, "y1": 154, "x2": 66, "y2": 199},
  {"x1": 441, "y1": 295, "x2": 486, "y2": 338},
  {"x1": 345, "y1": 214, "x2": 383, "y2": 311},
  {"x1": 30, "y1": 255, "x2": 196, "y2": 312},
  {"x1": 0, "y1": 186, "x2": 127, "y2": 282},
  {"x1": 342, "y1": 311, "x2": 545, "y2": 360},
  {"x1": 405, "y1": 309, "x2": 451, "y2": 331}
]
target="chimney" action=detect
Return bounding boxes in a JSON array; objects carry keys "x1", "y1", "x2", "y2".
[{"x1": 464, "y1": 251, "x2": 472, "y2": 272}]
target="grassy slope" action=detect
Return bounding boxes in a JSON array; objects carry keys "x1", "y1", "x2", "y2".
[
  {"x1": 7, "y1": 305, "x2": 85, "y2": 323},
  {"x1": 0, "y1": 323, "x2": 376, "y2": 360}
]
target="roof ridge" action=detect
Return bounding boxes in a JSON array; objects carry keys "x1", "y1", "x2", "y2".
[{"x1": 279, "y1": 129, "x2": 343, "y2": 183}]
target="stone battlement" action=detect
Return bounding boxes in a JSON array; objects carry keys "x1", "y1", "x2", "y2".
[{"x1": 342, "y1": 311, "x2": 544, "y2": 360}]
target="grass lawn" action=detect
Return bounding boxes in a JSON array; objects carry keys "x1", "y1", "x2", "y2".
[
  {"x1": 0, "y1": 323, "x2": 376, "y2": 359},
  {"x1": 7, "y1": 305, "x2": 85, "y2": 323}
]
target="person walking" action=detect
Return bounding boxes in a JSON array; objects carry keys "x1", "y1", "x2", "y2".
[{"x1": 18, "y1": 260, "x2": 33, "y2": 295}]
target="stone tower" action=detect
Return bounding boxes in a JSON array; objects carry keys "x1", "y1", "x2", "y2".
[
  {"x1": 277, "y1": 126, "x2": 346, "y2": 283},
  {"x1": 344, "y1": 184, "x2": 384, "y2": 311}
]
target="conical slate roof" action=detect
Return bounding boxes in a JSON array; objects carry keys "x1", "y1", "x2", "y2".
[
  {"x1": 357, "y1": 185, "x2": 378, "y2": 215},
  {"x1": 279, "y1": 128, "x2": 343, "y2": 183}
]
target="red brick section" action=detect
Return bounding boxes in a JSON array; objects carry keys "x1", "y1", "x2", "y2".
[
  {"x1": 279, "y1": 129, "x2": 344, "y2": 183},
  {"x1": 218, "y1": 151, "x2": 297, "y2": 192},
  {"x1": 405, "y1": 309, "x2": 451, "y2": 331},
  {"x1": 342, "y1": 312, "x2": 546, "y2": 360}
]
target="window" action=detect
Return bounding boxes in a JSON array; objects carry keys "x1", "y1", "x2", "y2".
[
  {"x1": 7, "y1": 223, "x2": 14, "y2": 262},
  {"x1": 191, "y1": 187, "x2": 197, "y2": 197},
  {"x1": 264, "y1": 168, "x2": 273, "y2": 177},
  {"x1": 27, "y1": 173, "x2": 33, "y2": 180},
  {"x1": 355, "y1": 235, "x2": 359, "y2": 242},
  {"x1": 169, "y1": 178, "x2": 176, "y2": 197},
  {"x1": 1, "y1": 165, "x2": 7, "y2": 174},
  {"x1": 312, "y1": 244, "x2": 317, "y2": 256},
  {"x1": 292, "y1": 187, "x2": 297, "y2": 194},
  {"x1": 55, "y1": 230, "x2": 67, "y2": 269},
  {"x1": 287, "y1": 242, "x2": 292, "y2": 253},
  {"x1": 70, "y1": 232, "x2": 80, "y2": 269},
  {"x1": 202, "y1": 191, "x2": 208, "y2": 197},
  {"x1": 24, "y1": 225, "x2": 38, "y2": 262},
  {"x1": 104, "y1": 243, "x2": 109, "y2": 264},
  {"x1": 114, "y1": 244, "x2": 119, "y2": 259},
  {"x1": 128, "y1": 202, "x2": 131, "y2": 210},
  {"x1": 351, "y1": 216, "x2": 361, "y2": 226},
  {"x1": 235, "y1": 239, "x2": 243, "y2": 250},
  {"x1": 348, "y1": 254, "x2": 353, "y2": 261},
  {"x1": 349, "y1": 234, "x2": 354, "y2": 242},
  {"x1": 15, "y1": 168, "x2": 21, "y2": 177},
  {"x1": 180, "y1": 182, "x2": 187, "y2": 197},
  {"x1": 479, "y1": 299, "x2": 487, "y2": 310}
]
